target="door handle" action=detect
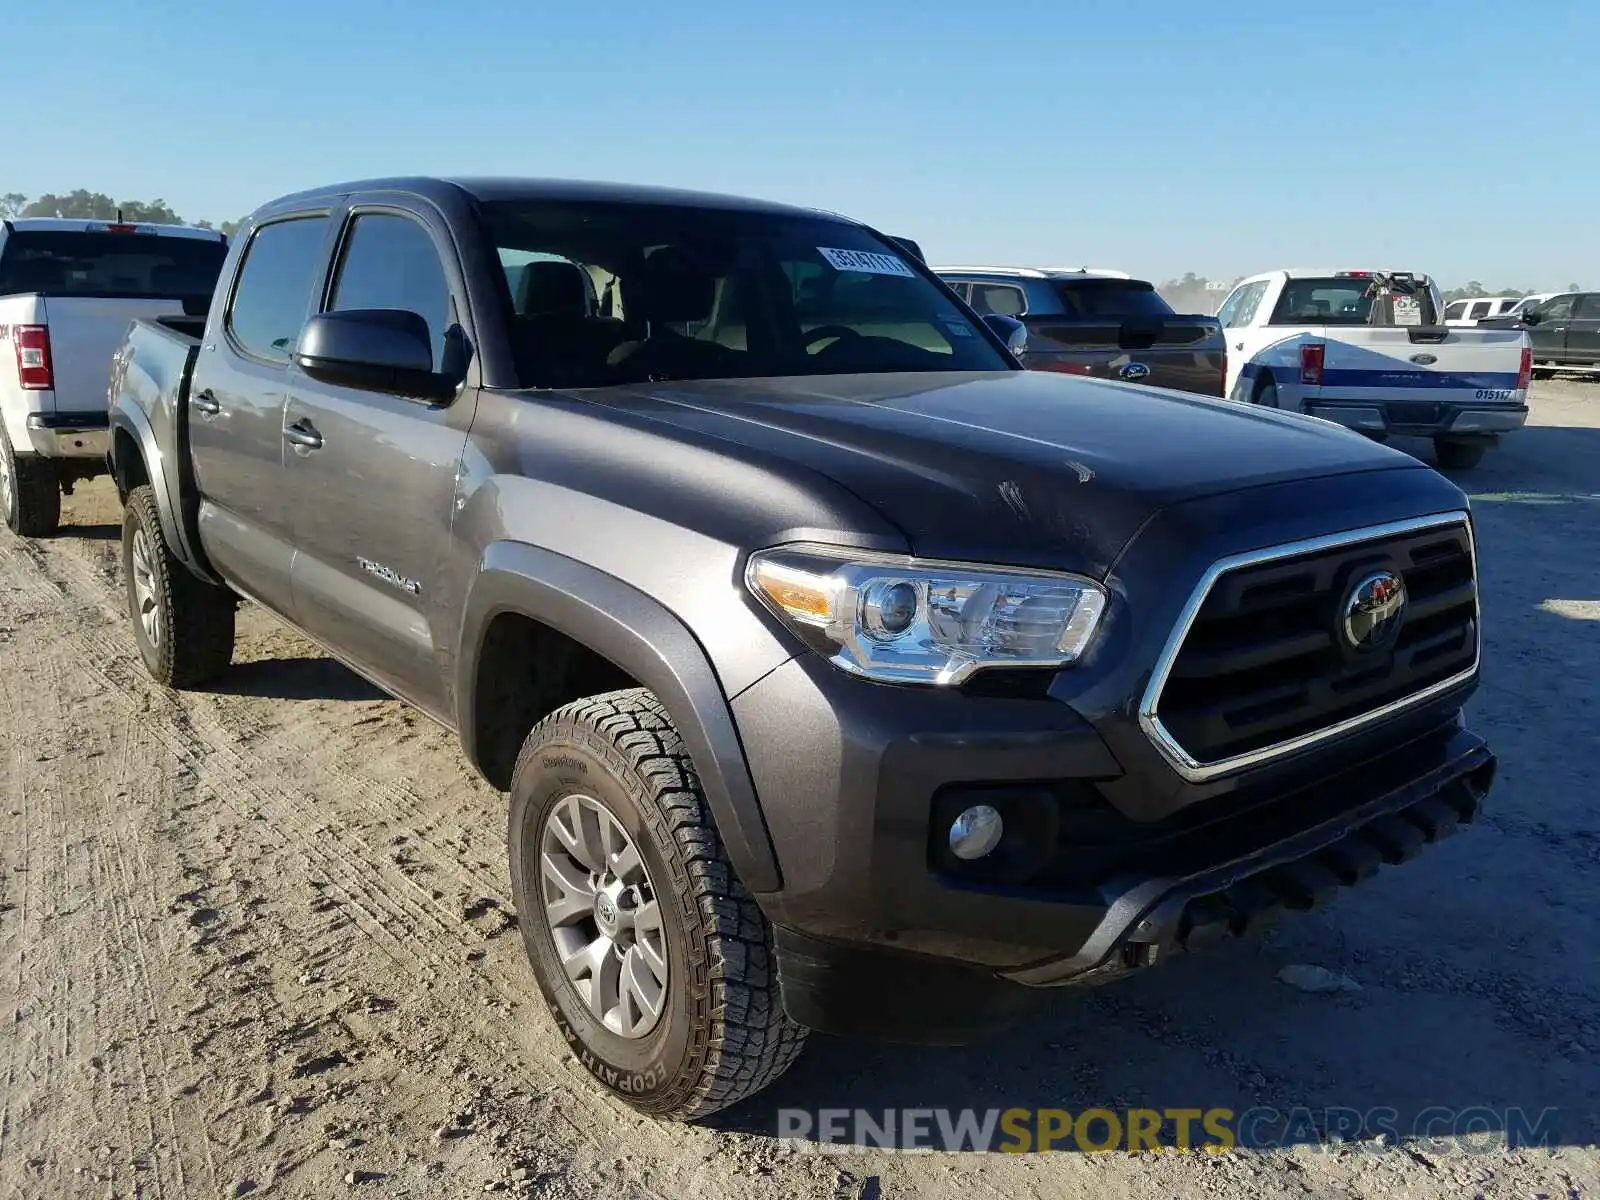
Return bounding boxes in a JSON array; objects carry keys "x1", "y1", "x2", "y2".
[
  {"x1": 191, "y1": 388, "x2": 221, "y2": 415},
  {"x1": 283, "y1": 420, "x2": 323, "y2": 450}
]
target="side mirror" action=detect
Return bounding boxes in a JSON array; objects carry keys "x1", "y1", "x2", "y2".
[
  {"x1": 294, "y1": 309, "x2": 454, "y2": 400},
  {"x1": 889, "y1": 235, "x2": 925, "y2": 263},
  {"x1": 1519, "y1": 307, "x2": 1541, "y2": 325},
  {"x1": 982, "y1": 312, "x2": 1028, "y2": 357}
]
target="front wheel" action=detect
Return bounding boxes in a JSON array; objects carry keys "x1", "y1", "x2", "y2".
[
  {"x1": 508, "y1": 688, "x2": 806, "y2": 1120},
  {"x1": 122, "y1": 485, "x2": 237, "y2": 687},
  {"x1": 1433, "y1": 437, "x2": 1489, "y2": 471}
]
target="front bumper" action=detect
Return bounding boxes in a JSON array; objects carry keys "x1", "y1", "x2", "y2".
[
  {"x1": 737, "y1": 647, "x2": 1492, "y2": 1044},
  {"x1": 1307, "y1": 400, "x2": 1529, "y2": 438},
  {"x1": 26, "y1": 411, "x2": 110, "y2": 458}
]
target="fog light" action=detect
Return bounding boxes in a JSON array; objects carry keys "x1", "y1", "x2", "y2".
[{"x1": 948, "y1": 804, "x2": 1004, "y2": 860}]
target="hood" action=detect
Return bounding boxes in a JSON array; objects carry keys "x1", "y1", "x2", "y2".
[{"x1": 578, "y1": 370, "x2": 1429, "y2": 578}]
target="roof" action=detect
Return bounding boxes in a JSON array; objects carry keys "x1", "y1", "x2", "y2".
[
  {"x1": 932, "y1": 264, "x2": 1135, "y2": 281},
  {"x1": 2, "y1": 217, "x2": 223, "y2": 240},
  {"x1": 262, "y1": 175, "x2": 846, "y2": 221}
]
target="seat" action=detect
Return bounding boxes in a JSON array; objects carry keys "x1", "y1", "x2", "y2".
[
  {"x1": 605, "y1": 246, "x2": 743, "y2": 379},
  {"x1": 509, "y1": 260, "x2": 624, "y2": 386}
]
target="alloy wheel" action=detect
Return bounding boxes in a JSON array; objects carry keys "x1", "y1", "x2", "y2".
[{"x1": 539, "y1": 793, "x2": 669, "y2": 1038}]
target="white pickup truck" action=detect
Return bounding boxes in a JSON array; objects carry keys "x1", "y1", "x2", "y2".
[
  {"x1": 1216, "y1": 268, "x2": 1531, "y2": 469},
  {"x1": 1, "y1": 217, "x2": 228, "y2": 535}
]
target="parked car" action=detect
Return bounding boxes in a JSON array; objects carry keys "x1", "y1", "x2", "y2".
[
  {"x1": 1217, "y1": 267, "x2": 1531, "y2": 469},
  {"x1": 108, "y1": 177, "x2": 1496, "y2": 1121},
  {"x1": 934, "y1": 265, "x2": 1227, "y2": 396},
  {"x1": 1440, "y1": 295, "x2": 1520, "y2": 326},
  {"x1": 0, "y1": 217, "x2": 229, "y2": 535},
  {"x1": 1480, "y1": 291, "x2": 1600, "y2": 377}
]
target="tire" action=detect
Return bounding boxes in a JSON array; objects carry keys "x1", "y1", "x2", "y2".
[
  {"x1": 1531, "y1": 368, "x2": 1555, "y2": 381},
  {"x1": 508, "y1": 687, "x2": 806, "y2": 1120},
  {"x1": 122, "y1": 484, "x2": 237, "y2": 687},
  {"x1": 1252, "y1": 375, "x2": 1280, "y2": 408},
  {"x1": 0, "y1": 423, "x2": 62, "y2": 537},
  {"x1": 1433, "y1": 438, "x2": 1489, "y2": 471}
]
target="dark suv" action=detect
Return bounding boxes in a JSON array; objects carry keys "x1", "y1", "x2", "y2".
[{"x1": 936, "y1": 265, "x2": 1228, "y2": 395}]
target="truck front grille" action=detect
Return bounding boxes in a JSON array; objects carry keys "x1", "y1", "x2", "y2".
[{"x1": 1140, "y1": 513, "x2": 1479, "y2": 781}]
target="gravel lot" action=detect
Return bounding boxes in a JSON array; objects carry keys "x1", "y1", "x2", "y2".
[{"x1": 1, "y1": 380, "x2": 1596, "y2": 1200}]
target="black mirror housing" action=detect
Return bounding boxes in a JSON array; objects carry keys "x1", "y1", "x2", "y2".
[
  {"x1": 981, "y1": 312, "x2": 1028, "y2": 357},
  {"x1": 295, "y1": 309, "x2": 453, "y2": 400}
]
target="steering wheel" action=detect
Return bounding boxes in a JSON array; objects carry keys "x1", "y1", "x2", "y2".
[{"x1": 802, "y1": 325, "x2": 863, "y2": 352}]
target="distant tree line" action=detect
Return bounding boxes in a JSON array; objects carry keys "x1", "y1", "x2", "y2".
[{"x1": 0, "y1": 189, "x2": 242, "y2": 236}]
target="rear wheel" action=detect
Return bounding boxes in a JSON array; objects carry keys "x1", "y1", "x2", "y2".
[
  {"x1": 0, "y1": 425, "x2": 61, "y2": 537},
  {"x1": 1531, "y1": 368, "x2": 1555, "y2": 381},
  {"x1": 1252, "y1": 375, "x2": 1280, "y2": 408},
  {"x1": 122, "y1": 484, "x2": 237, "y2": 686},
  {"x1": 1434, "y1": 437, "x2": 1489, "y2": 471},
  {"x1": 508, "y1": 688, "x2": 806, "y2": 1120}
]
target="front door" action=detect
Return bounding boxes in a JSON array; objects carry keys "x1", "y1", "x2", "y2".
[
  {"x1": 282, "y1": 206, "x2": 476, "y2": 719},
  {"x1": 1566, "y1": 293, "x2": 1600, "y2": 365},
  {"x1": 1529, "y1": 293, "x2": 1576, "y2": 362},
  {"x1": 187, "y1": 213, "x2": 336, "y2": 617}
]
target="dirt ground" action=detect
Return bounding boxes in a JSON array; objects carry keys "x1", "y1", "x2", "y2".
[{"x1": 2, "y1": 380, "x2": 1597, "y2": 1200}]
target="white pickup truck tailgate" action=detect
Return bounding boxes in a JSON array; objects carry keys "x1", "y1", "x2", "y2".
[
  {"x1": 22, "y1": 295, "x2": 195, "y2": 414},
  {"x1": 1311, "y1": 326, "x2": 1528, "y2": 405}
]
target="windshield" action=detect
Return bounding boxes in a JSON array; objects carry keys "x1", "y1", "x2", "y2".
[
  {"x1": 479, "y1": 200, "x2": 1009, "y2": 388},
  {"x1": 0, "y1": 230, "x2": 227, "y2": 303}
]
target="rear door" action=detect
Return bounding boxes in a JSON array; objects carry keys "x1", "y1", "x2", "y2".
[
  {"x1": 282, "y1": 203, "x2": 476, "y2": 717},
  {"x1": 1566, "y1": 293, "x2": 1600, "y2": 364},
  {"x1": 188, "y1": 213, "x2": 336, "y2": 617}
]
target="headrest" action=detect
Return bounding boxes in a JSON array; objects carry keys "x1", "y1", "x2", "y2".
[
  {"x1": 518, "y1": 260, "x2": 590, "y2": 317},
  {"x1": 626, "y1": 246, "x2": 716, "y2": 324}
]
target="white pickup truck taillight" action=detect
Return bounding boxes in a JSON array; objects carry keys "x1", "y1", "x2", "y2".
[
  {"x1": 1516, "y1": 346, "x2": 1532, "y2": 390},
  {"x1": 1299, "y1": 343, "x2": 1325, "y2": 386},
  {"x1": 14, "y1": 324, "x2": 54, "y2": 390}
]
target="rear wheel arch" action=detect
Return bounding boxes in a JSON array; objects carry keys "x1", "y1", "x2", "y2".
[{"x1": 456, "y1": 543, "x2": 783, "y2": 895}]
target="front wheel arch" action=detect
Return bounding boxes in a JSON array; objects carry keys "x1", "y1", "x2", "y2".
[{"x1": 456, "y1": 542, "x2": 784, "y2": 895}]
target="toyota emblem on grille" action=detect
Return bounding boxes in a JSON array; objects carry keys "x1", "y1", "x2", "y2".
[
  {"x1": 1118, "y1": 362, "x2": 1151, "y2": 382},
  {"x1": 1342, "y1": 570, "x2": 1407, "y2": 652}
]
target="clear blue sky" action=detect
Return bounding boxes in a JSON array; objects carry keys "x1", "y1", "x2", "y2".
[{"x1": 3, "y1": 0, "x2": 1593, "y2": 288}]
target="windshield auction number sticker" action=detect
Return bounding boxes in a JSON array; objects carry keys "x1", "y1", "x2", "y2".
[{"x1": 818, "y1": 247, "x2": 915, "y2": 278}]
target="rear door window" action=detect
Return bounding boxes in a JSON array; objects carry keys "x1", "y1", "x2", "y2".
[
  {"x1": 1468, "y1": 300, "x2": 1492, "y2": 319},
  {"x1": 1573, "y1": 294, "x2": 1600, "y2": 319},
  {"x1": 226, "y1": 216, "x2": 333, "y2": 362},
  {"x1": 969, "y1": 283, "x2": 1027, "y2": 317}
]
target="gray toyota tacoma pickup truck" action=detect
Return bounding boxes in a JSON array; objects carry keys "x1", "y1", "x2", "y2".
[{"x1": 106, "y1": 176, "x2": 1496, "y2": 1121}]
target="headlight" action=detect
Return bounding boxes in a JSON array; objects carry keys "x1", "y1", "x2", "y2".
[{"x1": 745, "y1": 544, "x2": 1107, "y2": 685}]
